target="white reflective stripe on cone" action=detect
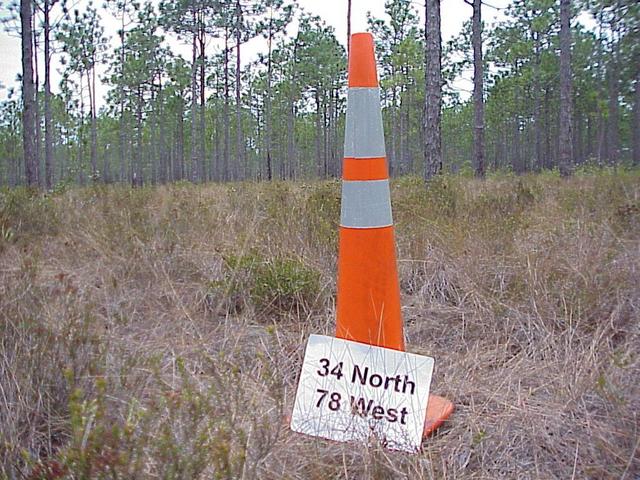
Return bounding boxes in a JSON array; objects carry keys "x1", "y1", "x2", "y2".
[
  {"x1": 340, "y1": 179, "x2": 393, "y2": 229},
  {"x1": 344, "y1": 87, "x2": 386, "y2": 158}
]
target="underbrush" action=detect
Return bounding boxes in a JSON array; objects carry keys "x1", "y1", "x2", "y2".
[
  {"x1": 1, "y1": 171, "x2": 638, "y2": 479},
  {"x1": 201, "y1": 251, "x2": 321, "y2": 317}
]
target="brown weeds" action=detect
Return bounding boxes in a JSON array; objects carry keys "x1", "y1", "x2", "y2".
[{"x1": 1, "y1": 170, "x2": 638, "y2": 479}]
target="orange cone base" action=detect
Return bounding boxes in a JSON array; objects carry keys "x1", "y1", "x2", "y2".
[{"x1": 423, "y1": 394, "x2": 454, "y2": 437}]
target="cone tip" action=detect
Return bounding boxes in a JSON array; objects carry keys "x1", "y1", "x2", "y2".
[{"x1": 348, "y1": 32, "x2": 378, "y2": 88}]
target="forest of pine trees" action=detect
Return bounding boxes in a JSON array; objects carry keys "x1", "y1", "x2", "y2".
[{"x1": 1, "y1": 0, "x2": 638, "y2": 188}]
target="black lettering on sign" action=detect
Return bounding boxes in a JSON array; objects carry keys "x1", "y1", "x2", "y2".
[
  {"x1": 350, "y1": 395, "x2": 410, "y2": 425},
  {"x1": 328, "y1": 392, "x2": 341, "y2": 411},
  {"x1": 317, "y1": 358, "x2": 344, "y2": 381},
  {"x1": 316, "y1": 389, "x2": 342, "y2": 411},
  {"x1": 370, "y1": 373, "x2": 383, "y2": 388},
  {"x1": 371, "y1": 405, "x2": 385, "y2": 419},
  {"x1": 351, "y1": 364, "x2": 416, "y2": 395},
  {"x1": 317, "y1": 358, "x2": 330, "y2": 377},
  {"x1": 386, "y1": 408, "x2": 398, "y2": 422},
  {"x1": 331, "y1": 362, "x2": 344, "y2": 380},
  {"x1": 350, "y1": 395, "x2": 373, "y2": 417},
  {"x1": 316, "y1": 388, "x2": 329, "y2": 407}
]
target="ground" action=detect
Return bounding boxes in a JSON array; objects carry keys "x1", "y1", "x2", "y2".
[{"x1": 1, "y1": 169, "x2": 639, "y2": 479}]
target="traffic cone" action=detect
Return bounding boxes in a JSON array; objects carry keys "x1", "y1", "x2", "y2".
[{"x1": 336, "y1": 32, "x2": 454, "y2": 437}]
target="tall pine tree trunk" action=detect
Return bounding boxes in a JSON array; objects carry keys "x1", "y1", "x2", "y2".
[
  {"x1": 79, "y1": 75, "x2": 85, "y2": 184},
  {"x1": 135, "y1": 87, "x2": 143, "y2": 186},
  {"x1": 607, "y1": 51, "x2": 619, "y2": 165},
  {"x1": 33, "y1": 6, "x2": 41, "y2": 185},
  {"x1": 322, "y1": 92, "x2": 328, "y2": 177},
  {"x1": 533, "y1": 33, "x2": 542, "y2": 171},
  {"x1": 543, "y1": 84, "x2": 552, "y2": 169},
  {"x1": 44, "y1": 0, "x2": 54, "y2": 189},
  {"x1": 286, "y1": 99, "x2": 296, "y2": 179},
  {"x1": 177, "y1": 100, "x2": 185, "y2": 180},
  {"x1": 213, "y1": 103, "x2": 220, "y2": 180},
  {"x1": 224, "y1": 28, "x2": 231, "y2": 181},
  {"x1": 286, "y1": 39, "x2": 298, "y2": 180},
  {"x1": 90, "y1": 64, "x2": 98, "y2": 180},
  {"x1": 265, "y1": 14, "x2": 274, "y2": 181},
  {"x1": 150, "y1": 87, "x2": 157, "y2": 184},
  {"x1": 119, "y1": 11, "x2": 126, "y2": 182},
  {"x1": 558, "y1": 0, "x2": 573, "y2": 176},
  {"x1": 424, "y1": 0, "x2": 442, "y2": 180},
  {"x1": 190, "y1": 19, "x2": 198, "y2": 182},
  {"x1": 158, "y1": 75, "x2": 167, "y2": 183},
  {"x1": 315, "y1": 88, "x2": 321, "y2": 178},
  {"x1": 390, "y1": 86, "x2": 397, "y2": 175},
  {"x1": 21, "y1": 0, "x2": 37, "y2": 186},
  {"x1": 472, "y1": 0, "x2": 484, "y2": 177},
  {"x1": 255, "y1": 93, "x2": 262, "y2": 179},
  {"x1": 235, "y1": 0, "x2": 244, "y2": 178},
  {"x1": 199, "y1": 23, "x2": 206, "y2": 182},
  {"x1": 595, "y1": 11, "x2": 606, "y2": 166},
  {"x1": 633, "y1": 70, "x2": 640, "y2": 166}
]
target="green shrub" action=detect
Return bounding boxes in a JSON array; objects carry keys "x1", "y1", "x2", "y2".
[
  {"x1": 251, "y1": 256, "x2": 320, "y2": 316},
  {"x1": 25, "y1": 359, "x2": 253, "y2": 480},
  {"x1": 203, "y1": 252, "x2": 320, "y2": 318}
]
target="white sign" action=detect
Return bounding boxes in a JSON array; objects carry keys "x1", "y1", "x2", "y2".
[{"x1": 290, "y1": 334, "x2": 434, "y2": 453}]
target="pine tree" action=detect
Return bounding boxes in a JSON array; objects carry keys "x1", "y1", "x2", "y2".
[
  {"x1": 424, "y1": 0, "x2": 442, "y2": 180},
  {"x1": 21, "y1": 0, "x2": 37, "y2": 186},
  {"x1": 558, "y1": 0, "x2": 573, "y2": 176},
  {"x1": 57, "y1": 3, "x2": 107, "y2": 181}
]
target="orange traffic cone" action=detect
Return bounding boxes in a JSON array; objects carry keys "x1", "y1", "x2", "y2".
[{"x1": 336, "y1": 32, "x2": 454, "y2": 437}]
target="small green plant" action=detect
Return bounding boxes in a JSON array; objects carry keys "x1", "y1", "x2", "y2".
[
  {"x1": 203, "y1": 251, "x2": 320, "y2": 318},
  {"x1": 251, "y1": 256, "x2": 320, "y2": 316},
  {"x1": 457, "y1": 160, "x2": 475, "y2": 178}
]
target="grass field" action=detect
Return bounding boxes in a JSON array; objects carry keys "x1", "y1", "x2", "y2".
[{"x1": 1, "y1": 170, "x2": 639, "y2": 479}]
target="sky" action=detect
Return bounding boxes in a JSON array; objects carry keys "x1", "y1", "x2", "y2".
[{"x1": 0, "y1": 0, "x2": 511, "y2": 104}]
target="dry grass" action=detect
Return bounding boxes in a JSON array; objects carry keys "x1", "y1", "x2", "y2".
[{"x1": 1, "y1": 169, "x2": 639, "y2": 479}]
